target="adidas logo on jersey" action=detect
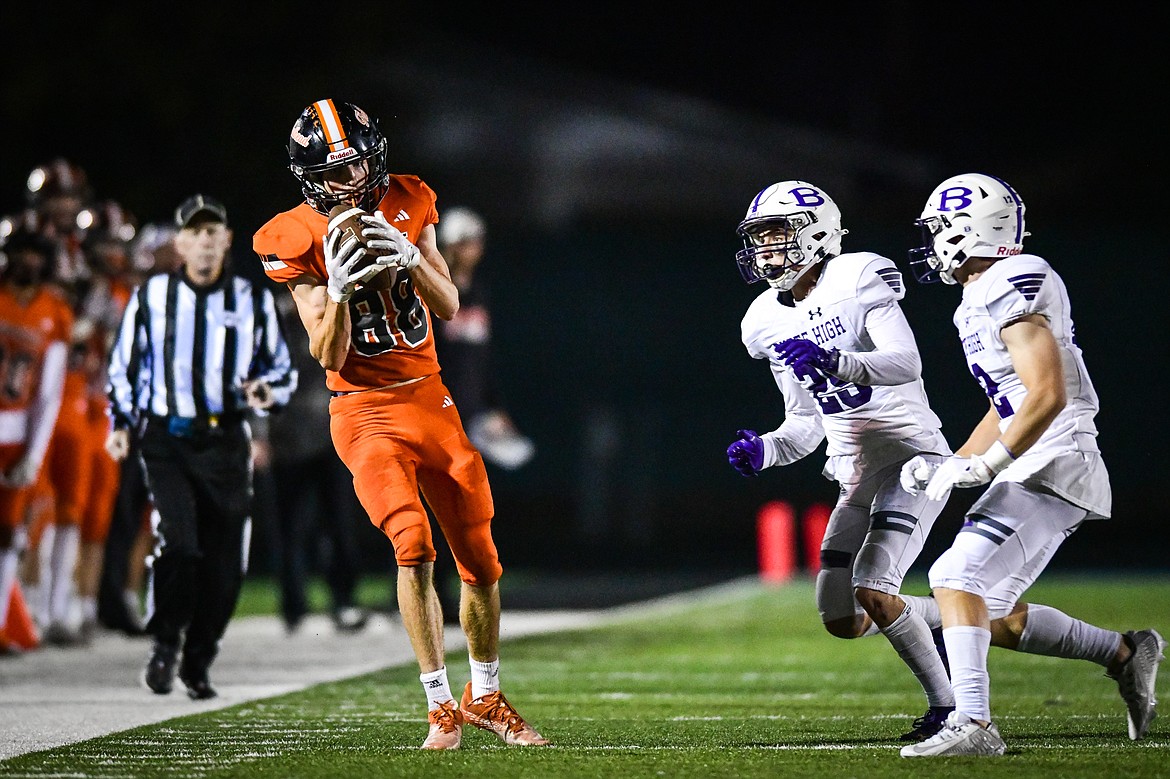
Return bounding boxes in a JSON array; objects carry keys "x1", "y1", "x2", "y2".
[
  {"x1": 394, "y1": 209, "x2": 410, "y2": 222},
  {"x1": 441, "y1": 395, "x2": 454, "y2": 408}
]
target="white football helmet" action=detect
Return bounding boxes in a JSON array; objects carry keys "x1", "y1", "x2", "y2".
[
  {"x1": 735, "y1": 181, "x2": 847, "y2": 291},
  {"x1": 909, "y1": 173, "x2": 1029, "y2": 285}
]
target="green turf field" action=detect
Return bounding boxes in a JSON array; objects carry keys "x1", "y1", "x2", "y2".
[{"x1": 4, "y1": 574, "x2": 1169, "y2": 777}]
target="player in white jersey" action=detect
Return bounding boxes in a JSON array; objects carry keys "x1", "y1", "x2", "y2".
[
  {"x1": 727, "y1": 181, "x2": 957, "y2": 741},
  {"x1": 899, "y1": 173, "x2": 1165, "y2": 757}
]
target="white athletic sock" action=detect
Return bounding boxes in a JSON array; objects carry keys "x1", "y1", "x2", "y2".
[
  {"x1": 1017, "y1": 604, "x2": 1122, "y2": 666},
  {"x1": 420, "y1": 667, "x2": 454, "y2": 711},
  {"x1": 944, "y1": 625, "x2": 992, "y2": 723},
  {"x1": 881, "y1": 604, "x2": 954, "y2": 707},
  {"x1": 48, "y1": 525, "x2": 80, "y2": 625},
  {"x1": 34, "y1": 524, "x2": 55, "y2": 625},
  {"x1": 901, "y1": 594, "x2": 942, "y2": 629},
  {"x1": 0, "y1": 548, "x2": 19, "y2": 627},
  {"x1": 81, "y1": 596, "x2": 97, "y2": 623},
  {"x1": 470, "y1": 657, "x2": 500, "y2": 699}
]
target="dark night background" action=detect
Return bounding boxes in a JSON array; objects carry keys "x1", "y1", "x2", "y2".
[{"x1": 2, "y1": 5, "x2": 1166, "y2": 586}]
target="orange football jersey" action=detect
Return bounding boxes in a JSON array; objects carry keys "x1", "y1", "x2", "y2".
[
  {"x1": 0, "y1": 285, "x2": 73, "y2": 415},
  {"x1": 253, "y1": 175, "x2": 441, "y2": 392}
]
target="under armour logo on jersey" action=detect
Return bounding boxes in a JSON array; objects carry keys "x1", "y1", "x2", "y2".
[
  {"x1": 876, "y1": 268, "x2": 903, "y2": 294},
  {"x1": 393, "y1": 210, "x2": 410, "y2": 222},
  {"x1": 808, "y1": 307, "x2": 822, "y2": 320},
  {"x1": 441, "y1": 395, "x2": 454, "y2": 408},
  {"x1": 1008, "y1": 272, "x2": 1046, "y2": 301}
]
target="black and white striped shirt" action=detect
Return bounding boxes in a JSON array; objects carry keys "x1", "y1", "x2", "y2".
[{"x1": 107, "y1": 271, "x2": 296, "y2": 428}]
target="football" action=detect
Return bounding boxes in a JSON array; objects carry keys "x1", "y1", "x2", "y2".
[{"x1": 327, "y1": 204, "x2": 394, "y2": 290}]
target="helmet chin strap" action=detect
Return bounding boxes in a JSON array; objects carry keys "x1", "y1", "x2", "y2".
[{"x1": 769, "y1": 256, "x2": 825, "y2": 293}]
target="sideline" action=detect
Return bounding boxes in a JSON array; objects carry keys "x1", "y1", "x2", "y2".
[
  {"x1": 0, "y1": 577, "x2": 760, "y2": 760},
  {"x1": 0, "y1": 611, "x2": 599, "y2": 760}
]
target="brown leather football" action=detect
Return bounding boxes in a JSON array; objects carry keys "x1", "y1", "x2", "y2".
[{"x1": 327, "y1": 204, "x2": 394, "y2": 290}]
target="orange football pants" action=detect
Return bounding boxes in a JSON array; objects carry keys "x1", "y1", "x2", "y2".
[
  {"x1": 46, "y1": 389, "x2": 92, "y2": 529},
  {"x1": 80, "y1": 396, "x2": 118, "y2": 545},
  {"x1": 0, "y1": 445, "x2": 35, "y2": 545},
  {"x1": 328, "y1": 373, "x2": 501, "y2": 586}
]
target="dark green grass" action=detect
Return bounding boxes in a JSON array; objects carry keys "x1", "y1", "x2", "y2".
[{"x1": 4, "y1": 574, "x2": 1170, "y2": 777}]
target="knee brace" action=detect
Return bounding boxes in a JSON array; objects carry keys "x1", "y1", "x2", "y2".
[
  {"x1": 816, "y1": 555, "x2": 860, "y2": 623},
  {"x1": 927, "y1": 546, "x2": 987, "y2": 597},
  {"x1": 816, "y1": 501, "x2": 869, "y2": 623}
]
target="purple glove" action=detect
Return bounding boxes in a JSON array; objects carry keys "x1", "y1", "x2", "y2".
[
  {"x1": 773, "y1": 337, "x2": 840, "y2": 374},
  {"x1": 727, "y1": 429, "x2": 765, "y2": 477}
]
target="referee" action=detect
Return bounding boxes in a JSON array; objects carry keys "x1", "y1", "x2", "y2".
[{"x1": 105, "y1": 194, "x2": 296, "y2": 700}]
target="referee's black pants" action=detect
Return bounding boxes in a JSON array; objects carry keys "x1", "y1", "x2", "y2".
[{"x1": 139, "y1": 417, "x2": 252, "y2": 675}]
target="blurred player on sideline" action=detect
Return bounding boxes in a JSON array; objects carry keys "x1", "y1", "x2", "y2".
[
  {"x1": 0, "y1": 226, "x2": 71, "y2": 652},
  {"x1": 899, "y1": 173, "x2": 1164, "y2": 757},
  {"x1": 433, "y1": 206, "x2": 534, "y2": 472},
  {"x1": 254, "y1": 98, "x2": 548, "y2": 750},
  {"x1": 431, "y1": 206, "x2": 534, "y2": 623},
  {"x1": 21, "y1": 160, "x2": 97, "y2": 645},
  {"x1": 72, "y1": 200, "x2": 139, "y2": 640}
]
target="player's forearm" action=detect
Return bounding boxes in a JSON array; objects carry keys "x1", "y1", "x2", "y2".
[
  {"x1": 956, "y1": 406, "x2": 1005, "y2": 458},
  {"x1": 834, "y1": 303, "x2": 921, "y2": 386},
  {"x1": 834, "y1": 346, "x2": 919, "y2": 386},
  {"x1": 408, "y1": 249, "x2": 459, "y2": 320},
  {"x1": 310, "y1": 298, "x2": 352, "y2": 371},
  {"x1": 999, "y1": 382, "x2": 1064, "y2": 458},
  {"x1": 25, "y1": 342, "x2": 67, "y2": 465},
  {"x1": 762, "y1": 413, "x2": 825, "y2": 467}
]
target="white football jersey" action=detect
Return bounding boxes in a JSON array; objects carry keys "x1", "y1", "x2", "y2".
[
  {"x1": 741, "y1": 252, "x2": 948, "y2": 476},
  {"x1": 954, "y1": 253, "x2": 1111, "y2": 517}
]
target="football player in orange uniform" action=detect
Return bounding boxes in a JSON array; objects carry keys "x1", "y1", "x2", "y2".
[
  {"x1": 73, "y1": 201, "x2": 138, "y2": 639},
  {"x1": 254, "y1": 99, "x2": 547, "y2": 750},
  {"x1": 22, "y1": 162, "x2": 101, "y2": 645},
  {"x1": 0, "y1": 226, "x2": 72, "y2": 649}
]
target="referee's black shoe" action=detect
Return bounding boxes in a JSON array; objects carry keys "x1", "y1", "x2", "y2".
[
  {"x1": 144, "y1": 643, "x2": 178, "y2": 694},
  {"x1": 180, "y1": 666, "x2": 218, "y2": 700}
]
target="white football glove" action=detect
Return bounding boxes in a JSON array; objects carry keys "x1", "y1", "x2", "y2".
[
  {"x1": 923, "y1": 441, "x2": 1015, "y2": 502},
  {"x1": 361, "y1": 211, "x2": 421, "y2": 270},
  {"x1": 324, "y1": 227, "x2": 379, "y2": 303},
  {"x1": 899, "y1": 455, "x2": 938, "y2": 497},
  {"x1": 105, "y1": 429, "x2": 131, "y2": 462}
]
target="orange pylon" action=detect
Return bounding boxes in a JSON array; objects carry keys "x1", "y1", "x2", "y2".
[{"x1": 0, "y1": 579, "x2": 41, "y2": 651}]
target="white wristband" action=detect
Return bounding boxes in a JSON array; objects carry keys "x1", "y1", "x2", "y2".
[{"x1": 979, "y1": 440, "x2": 1016, "y2": 474}]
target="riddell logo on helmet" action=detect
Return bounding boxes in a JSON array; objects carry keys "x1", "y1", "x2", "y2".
[
  {"x1": 997, "y1": 247, "x2": 1023, "y2": 256},
  {"x1": 327, "y1": 148, "x2": 358, "y2": 163}
]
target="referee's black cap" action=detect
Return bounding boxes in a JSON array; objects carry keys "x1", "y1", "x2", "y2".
[{"x1": 175, "y1": 194, "x2": 228, "y2": 230}]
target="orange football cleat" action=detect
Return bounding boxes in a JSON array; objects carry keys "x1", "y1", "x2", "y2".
[
  {"x1": 421, "y1": 700, "x2": 463, "y2": 750},
  {"x1": 460, "y1": 682, "x2": 550, "y2": 746}
]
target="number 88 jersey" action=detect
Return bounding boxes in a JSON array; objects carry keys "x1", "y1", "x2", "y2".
[{"x1": 254, "y1": 175, "x2": 441, "y2": 393}]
